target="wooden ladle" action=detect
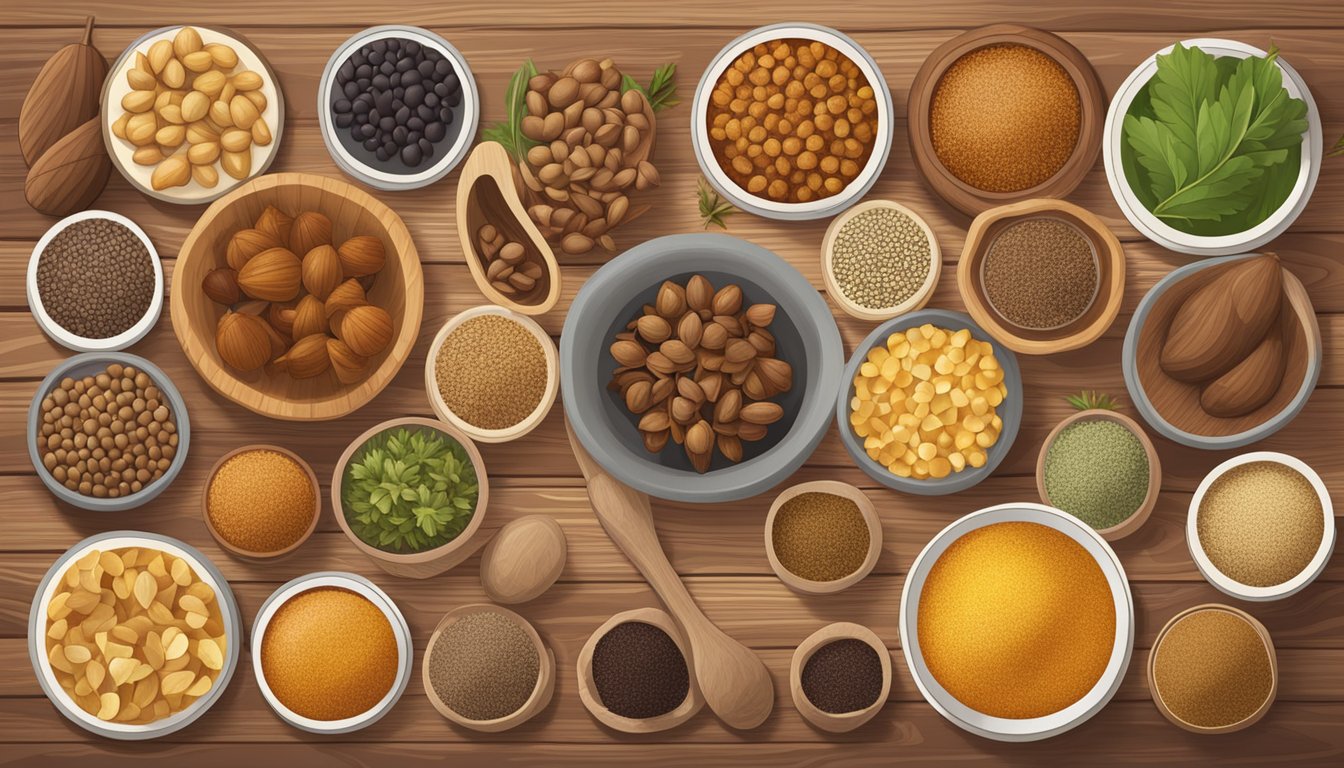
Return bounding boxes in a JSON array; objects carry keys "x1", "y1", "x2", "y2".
[
  {"x1": 564, "y1": 416, "x2": 774, "y2": 730},
  {"x1": 455, "y1": 141, "x2": 561, "y2": 315}
]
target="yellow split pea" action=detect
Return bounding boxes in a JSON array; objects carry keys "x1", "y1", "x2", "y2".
[{"x1": 849, "y1": 324, "x2": 1007, "y2": 479}]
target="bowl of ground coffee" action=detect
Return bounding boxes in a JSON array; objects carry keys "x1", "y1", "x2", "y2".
[{"x1": 577, "y1": 607, "x2": 704, "y2": 733}]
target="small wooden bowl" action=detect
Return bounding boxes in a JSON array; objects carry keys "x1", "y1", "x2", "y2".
[
  {"x1": 1035, "y1": 409, "x2": 1161, "y2": 541},
  {"x1": 422, "y1": 603, "x2": 556, "y2": 732},
  {"x1": 425, "y1": 305, "x2": 560, "y2": 444},
  {"x1": 172, "y1": 172, "x2": 424, "y2": 421},
  {"x1": 576, "y1": 607, "x2": 705, "y2": 733},
  {"x1": 1148, "y1": 604, "x2": 1278, "y2": 734},
  {"x1": 202, "y1": 444, "x2": 320, "y2": 560},
  {"x1": 480, "y1": 515, "x2": 568, "y2": 604},
  {"x1": 958, "y1": 198, "x2": 1125, "y2": 355},
  {"x1": 332, "y1": 417, "x2": 489, "y2": 579},
  {"x1": 908, "y1": 24, "x2": 1104, "y2": 217},
  {"x1": 765, "y1": 481, "x2": 882, "y2": 594},
  {"x1": 790, "y1": 622, "x2": 891, "y2": 733},
  {"x1": 820, "y1": 200, "x2": 941, "y2": 322}
]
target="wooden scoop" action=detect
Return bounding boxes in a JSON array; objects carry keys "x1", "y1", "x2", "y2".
[{"x1": 564, "y1": 416, "x2": 774, "y2": 730}]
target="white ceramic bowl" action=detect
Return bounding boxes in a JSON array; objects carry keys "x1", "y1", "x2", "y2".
[
  {"x1": 1103, "y1": 39, "x2": 1321, "y2": 256},
  {"x1": 425, "y1": 305, "x2": 559, "y2": 444},
  {"x1": 1188, "y1": 452, "x2": 1335, "y2": 601},
  {"x1": 27, "y1": 532, "x2": 242, "y2": 740},
  {"x1": 251, "y1": 572, "x2": 413, "y2": 733},
  {"x1": 27, "y1": 211, "x2": 162, "y2": 353},
  {"x1": 318, "y1": 25, "x2": 479, "y2": 191},
  {"x1": 899, "y1": 503, "x2": 1134, "y2": 741},
  {"x1": 691, "y1": 23, "x2": 894, "y2": 221}
]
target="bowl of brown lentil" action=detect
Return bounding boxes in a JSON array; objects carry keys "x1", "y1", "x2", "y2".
[
  {"x1": 790, "y1": 622, "x2": 891, "y2": 733},
  {"x1": 1187, "y1": 452, "x2": 1334, "y2": 602},
  {"x1": 425, "y1": 305, "x2": 559, "y2": 443},
  {"x1": 576, "y1": 607, "x2": 704, "y2": 734},
  {"x1": 691, "y1": 23, "x2": 894, "y2": 220},
  {"x1": 821, "y1": 200, "x2": 941, "y2": 322},
  {"x1": 28, "y1": 353, "x2": 190, "y2": 512},
  {"x1": 958, "y1": 199, "x2": 1126, "y2": 355},
  {"x1": 202, "y1": 444, "x2": 320, "y2": 559},
  {"x1": 27, "y1": 211, "x2": 163, "y2": 353},
  {"x1": 765, "y1": 480, "x2": 882, "y2": 594}
]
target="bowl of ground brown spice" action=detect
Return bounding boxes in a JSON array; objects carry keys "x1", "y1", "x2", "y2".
[
  {"x1": 765, "y1": 481, "x2": 881, "y2": 594},
  {"x1": 907, "y1": 25, "x2": 1105, "y2": 217},
  {"x1": 202, "y1": 445, "x2": 320, "y2": 559}
]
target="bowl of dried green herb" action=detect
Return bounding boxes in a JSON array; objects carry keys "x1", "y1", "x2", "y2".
[{"x1": 331, "y1": 416, "x2": 488, "y2": 579}]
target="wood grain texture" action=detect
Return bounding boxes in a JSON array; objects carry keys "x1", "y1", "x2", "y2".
[{"x1": 3, "y1": 2, "x2": 1344, "y2": 764}]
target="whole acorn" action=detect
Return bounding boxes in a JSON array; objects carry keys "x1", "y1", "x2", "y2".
[
  {"x1": 289, "y1": 211, "x2": 332, "y2": 256},
  {"x1": 215, "y1": 311, "x2": 272, "y2": 371},
  {"x1": 254, "y1": 205, "x2": 293, "y2": 244},
  {"x1": 238, "y1": 247, "x2": 301, "y2": 301},
  {"x1": 336, "y1": 235, "x2": 385, "y2": 277},
  {"x1": 275, "y1": 333, "x2": 331, "y2": 379},
  {"x1": 301, "y1": 244, "x2": 342, "y2": 300},
  {"x1": 291, "y1": 294, "x2": 328, "y2": 339},
  {"x1": 324, "y1": 278, "x2": 366, "y2": 323},
  {"x1": 327, "y1": 338, "x2": 369, "y2": 384},
  {"x1": 226, "y1": 228, "x2": 281, "y2": 271},
  {"x1": 337, "y1": 304, "x2": 393, "y2": 357},
  {"x1": 201, "y1": 267, "x2": 240, "y2": 305}
]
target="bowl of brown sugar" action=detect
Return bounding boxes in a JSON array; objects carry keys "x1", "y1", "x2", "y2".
[
  {"x1": 203, "y1": 445, "x2": 320, "y2": 559},
  {"x1": 765, "y1": 480, "x2": 882, "y2": 594}
]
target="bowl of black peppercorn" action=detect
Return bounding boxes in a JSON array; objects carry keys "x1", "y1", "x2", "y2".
[{"x1": 318, "y1": 26, "x2": 479, "y2": 190}]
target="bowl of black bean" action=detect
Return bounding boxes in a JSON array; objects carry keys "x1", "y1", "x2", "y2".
[{"x1": 318, "y1": 26, "x2": 479, "y2": 191}]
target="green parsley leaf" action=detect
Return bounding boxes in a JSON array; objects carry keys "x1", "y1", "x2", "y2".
[{"x1": 481, "y1": 60, "x2": 540, "y2": 163}]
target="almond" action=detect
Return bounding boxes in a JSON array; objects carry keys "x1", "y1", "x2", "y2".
[
  {"x1": 337, "y1": 235, "x2": 386, "y2": 277},
  {"x1": 289, "y1": 211, "x2": 332, "y2": 256},
  {"x1": 740, "y1": 402, "x2": 783, "y2": 425},
  {"x1": 215, "y1": 312, "x2": 271, "y2": 371},
  {"x1": 237, "y1": 247, "x2": 301, "y2": 301},
  {"x1": 291, "y1": 295, "x2": 328, "y2": 339},
  {"x1": 225, "y1": 228, "x2": 280, "y2": 271},
  {"x1": 337, "y1": 305, "x2": 393, "y2": 357},
  {"x1": 301, "y1": 244, "x2": 342, "y2": 299},
  {"x1": 274, "y1": 334, "x2": 331, "y2": 379}
]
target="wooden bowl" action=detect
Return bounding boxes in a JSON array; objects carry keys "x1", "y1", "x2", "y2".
[
  {"x1": 172, "y1": 172, "x2": 423, "y2": 421},
  {"x1": 422, "y1": 603, "x2": 556, "y2": 732},
  {"x1": 576, "y1": 607, "x2": 705, "y2": 733},
  {"x1": 1035, "y1": 409, "x2": 1161, "y2": 541},
  {"x1": 790, "y1": 622, "x2": 891, "y2": 733},
  {"x1": 820, "y1": 200, "x2": 941, "y2": 322},
  {"x1": 202, "y1": 444, "x2": 320, "y2": 560},
  {"x1": 908, "y1": 24, "x2": 1104, "y2": 217},
  {"x1": 332, "y1": 417, "x2": 489, "y2": 579},
  {"x1": 1148, "y1": 604, "x2": 1277, "y2": 734},
  {"x1": 958, "y1": 198, "x2": 1125, "y2": 355},
  {"x1": 765, "y1": 481, "x2": 882, "y2": 594},
  {"x1": 425, "y1": 305, "x2": 560, "y2": 444}
]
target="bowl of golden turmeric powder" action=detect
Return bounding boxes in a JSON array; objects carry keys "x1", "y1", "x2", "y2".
[{"x1": 202, "y1": 444, "x2": 321, "y2": 559}]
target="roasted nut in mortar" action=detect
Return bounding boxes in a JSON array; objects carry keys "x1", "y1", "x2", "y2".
[
  {"x1": 201, "y1": 267, "x2": 240, "y2": 305},
  {"x1": 337, "y1": 305, "x2": 392, "y2": 357},
  {"x1": 301, "y1": 244, "x2": 342, "y2": 300},
  {"x1": 238, "y1": 247, "x2": 301, "y2": 301},
  {"x1": 288, "y1": 211, "x2": 332, "y2": 257},
  {"x1": 216, "y1": 311, "x2": 272, "y2": 371},
  {"x1": 226, "y1": 228, "x2": 280, "y2": 271},
  {"x1": 327, "y1": 338, "x2": 368, "y2": 384},
  {"x1": 336, "y1": 235, "x2": 386, "y2": 277}
]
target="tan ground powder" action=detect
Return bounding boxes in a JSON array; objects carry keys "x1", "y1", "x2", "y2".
[
  {"x1": 1198, "y1": 461, "x2": 1324, "y2": 587},
  {"x1": 434, "y1": 314, "x2": 547, "y2": 430}
]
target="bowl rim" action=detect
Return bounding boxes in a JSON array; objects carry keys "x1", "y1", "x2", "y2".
[
  {"x1": 789, "y1": 621, "x2": 892, "y2": 733},
  {"x1": 690, "y1": 22, "x2": 894, "y2": 221},
  {"x1": 898, "y1": 502, "x2": 1135, "y2": 742},
  {"x1": 330, "y1": 415, "x2": 489, "y2": 565},
  {"x1": 317, "y1": 25, "x2": 480, "y2": 191},
  {"x1": 1102, "y1": 38, "x2": 1322, "y2": 256},
  {"x1": 834, "y1": 308, "x2": 1022, "y2": 495},
  {"x1": 251, "y1": 571, "x2": 413, "y2": 733},
  {"x1": 201, "y1": 444, "x2": 322, "y2": 559},
  {"x1": 170, "y1": 171, "x2": 425, "y2": 421},
  {"x1": 1121, "y1": 253, "x2": 1321, "y2": 449},
  {"x1": 764, "y1": 480, "x2": 882, "y2": 593},
  {"x1": 422, "y1": 602, "x2": 556, "y2": 731},
  {"x1": 424, "y1": 305, "x2": 559, "y2": 443},
  {"x1": 27, "y1": 352, "x2": 191, "y2": 511},
  {"x1": 575, "y1": 606, "x2": 705, "y2": 733},
  {"x1": 560, "y1": 232, "x2": 843, "y2": 502},
  {"x1": 820, "y1": 199, "x2": 942, "y2": 322},
  {"x1": 1186, "y1": 451, "x2": 1336, "y2": 601},
  {"x1": 102, "y1": 25, "x2": 285, "y2": 204},
  {"x1": 26, "y1": 210, "x2": 164, "y2": 353},
  {"x1": 27, "y1": 531, "x2": 242, "y2": 740}
]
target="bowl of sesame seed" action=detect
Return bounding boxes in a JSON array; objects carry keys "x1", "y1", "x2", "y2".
[{"x1": 821, "y1": 199, "x2": 941, "y2": 322}]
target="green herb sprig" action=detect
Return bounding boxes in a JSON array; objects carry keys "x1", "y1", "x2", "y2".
[
  {"x1": 481, "y1": 60, "x2": 540, "y2": 163},
  {"x1": 621, "y1": 62, "x2": 679, "y2": 112},
  {"x1": 342, "y1": 427, "x2": 479, "y2": 554},
  {"x1": 697, "y1": 177, "x2": 737, "y2": 230},
  {"x1": 1066, "y1": 391, "x2": 1119, "y2": 412},
  {"x1": 1329, "y1": 132, "x2": 1344, "y2": 158}
]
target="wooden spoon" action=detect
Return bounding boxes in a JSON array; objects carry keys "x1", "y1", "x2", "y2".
[
  {"x1": 455, "y1": 141, "x2": 561, "y2": 315},
  {"x1": 564, "y1": 416, "x2": 774, "y2": 730}
]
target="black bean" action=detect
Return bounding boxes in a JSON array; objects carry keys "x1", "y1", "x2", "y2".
[
  {"x1": 400, "y1": 144, "x2": 421, "y2": 165},
  {"x1": 392, "y1": 125, "x2": 408, "y2": 144},
  {"x1": 379, "y1": 115, "x2": 395, "y2": 131},
  {"x1": 375, "y1": 90, "x2": 394, "y2": 113},
  {"x1": 380, "y1": 60, "x2": 395, "y2": 75},
  {"x1": 404, "y1": 84, "x2": 425, "y2": 108},
  {"x1": 343, "y1": 81, "x2": 360, "y2": 99},
  {"x1": 368, "y1": 49, "x2": 383, "y2": 65},
  {"x1": 363, "y1": 137, "x2": 379, "y2": 151},
  {"x1": 371, "y1": 39, "x2": 386, "y2": 54},
  {"x1": 419, "y1": 60, "x2": 435, "y2": 78},
  {"x1": 435, "y1": 58, "x2": 451, "y2": 76},
  {"x1": 402, "y1": 69, "x2": 421, "y2": 86},
  {"x1": 375, "y1": 146, "x2": 390, "y2": 161},
  {"x1": 406, "y1": 40, "x2": 420, "y2": 56},
  {"x1": 408, "y1": 116, "x2": 425, "y2": 131},
  {"x1": 406, "y1": 130, "x2": 421, "y2": 144},
  {"x1": 335, "y1": 112, "x2": 353, "y2": 128},
  {"x1": 393, "y1": 86, "x2": 405, "y2": 100},
  {"x1": 338, "y1": 60, "x2": 355, "y2": 81},
  {"x1": 359, "y1": 122, "x2": 375, "y2": 138},
  {"x1": 356, "y1": 77, "x2": 370, "y2": 90},
  {"x1": 419, "y1": 137, "x2": 434, "y2": 156},
  {"x1": 372, "y1": 73, "x2": 390, "y2": 92},
  {"x1": 395, "y1": 105, "x2": 410, "y2": 125},
  {"x1": 425, "y1": 121, "x2": 446, "y2": 142},
  {"x1": 356, "y1": 63, "x2": 371, "y2": 79},
  {"x1": 424, "y1": 91, "x2": 439, "y2": 110},
  {"x1": 333, "y1": 99, "x2": 352, "y2": 114},
  {"x1": 351, "y1": 52, "x2": 366, "y2": 67}
]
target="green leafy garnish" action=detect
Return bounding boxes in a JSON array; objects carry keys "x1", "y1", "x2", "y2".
[
  {"x1": 621, "y1": 62, "x2": 679, "y2": 112},
  {"x1": 1329, "y1": 132, "x2": 1344, "y2": 158},
  {"x1": 341, "y1": 427, "x2": 479, "y2": 554},
  {"x1": 481, "y1": 59, "x2": 540, "y2": 163},
  {"x1": 697, "y1": 177, "x2": 737, "y2": 230},
  {"x1": 1121, "y1": 43, "x2": 1307, "y2": 231},
  {"x1": 1066, "y1": 391, "x2": 1119, "y2": 412}
]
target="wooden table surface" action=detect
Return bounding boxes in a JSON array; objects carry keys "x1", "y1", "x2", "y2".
[{"x1": 2, "y1": 1, "x2": 1342, "y2": 765}]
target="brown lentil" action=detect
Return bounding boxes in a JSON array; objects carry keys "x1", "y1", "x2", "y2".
[
  {"x1": 260, "y1": 587, "x2": 398, "y2": 721},
  {"x1": 1151, "y1": 607, "x2": 1274, "y2": 729},
  {"x1": 37, "y1": 218, "x2": 155, "y2": 339},
  {"x1": 434, "y1": 314, "x2": 547, "y2": 430},
  {"x1": 707, "y1": 39, "x2": 880, "y2": 203},
  {"x1": 207, "y1": 449, "x2": 315, "y2": 554},
  {"x1": 771, "y1": 492, "x2": 869, "y2": 582},
  {"x1": 801, "y1": 638, "x2": 884, "y2": 714},
  {"x1": 427, "y1": 610, "x2": 539, "y2": 721},
  {"x1": 591, "y1": 621, "x2": 690, "y2": 719},
  {"x1": 36, "y1": 363, "x2": 178, "y2": 499},
  {"x1": 931, "y1": 44, "x2": 1080, "y2": 193},
  {"x1": 982, "y1": 217, "x2": 1097, "y2": 330},
  {"x1": 1198, "y1": 462, "x2": 1324, "y2": 588},
  {"x1": 830, "y1": 207, "x2": 931, "y2": 310}
]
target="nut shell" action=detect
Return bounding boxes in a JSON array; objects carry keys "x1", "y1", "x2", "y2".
[
  {"x1": 301, "y1": 244, "x2": 342, "y2": 300},
  {"x1": 324, "y1": 278, "x2": 367, "y2": 323},
  {"x1": 226, "y1": 228, "x2": 281, "y2": 271},
  {"x1": 337, "y1": 304, "x2": 393, "y2": 357},
  {"x1": 237, "y1": 247, "x2": 301, "y2": 302},
  {"x1": 275, "y1": 333, "x2": 331, "y2": 379},
  {"x1": 201, "y1": 267, "x2": 240, "y2": 305},
  {"x1": 336, "y1": 235, "x2": 386, "y2": 278},
  {"x1": 288, "y1": 211, "x2": 332, "y2": 257},
  {"x1": 215, "y1": 311, "x2": 271, "y2": 371},
  {"x1": 326, "y1": 338, "x2": 369, "y2": 384},
  {"x1": 291, "y1": 294, "x2": 328, "y2": 339},
  {"x1": 254, "y1": 205, "x2": 293, "y2": 243}
]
